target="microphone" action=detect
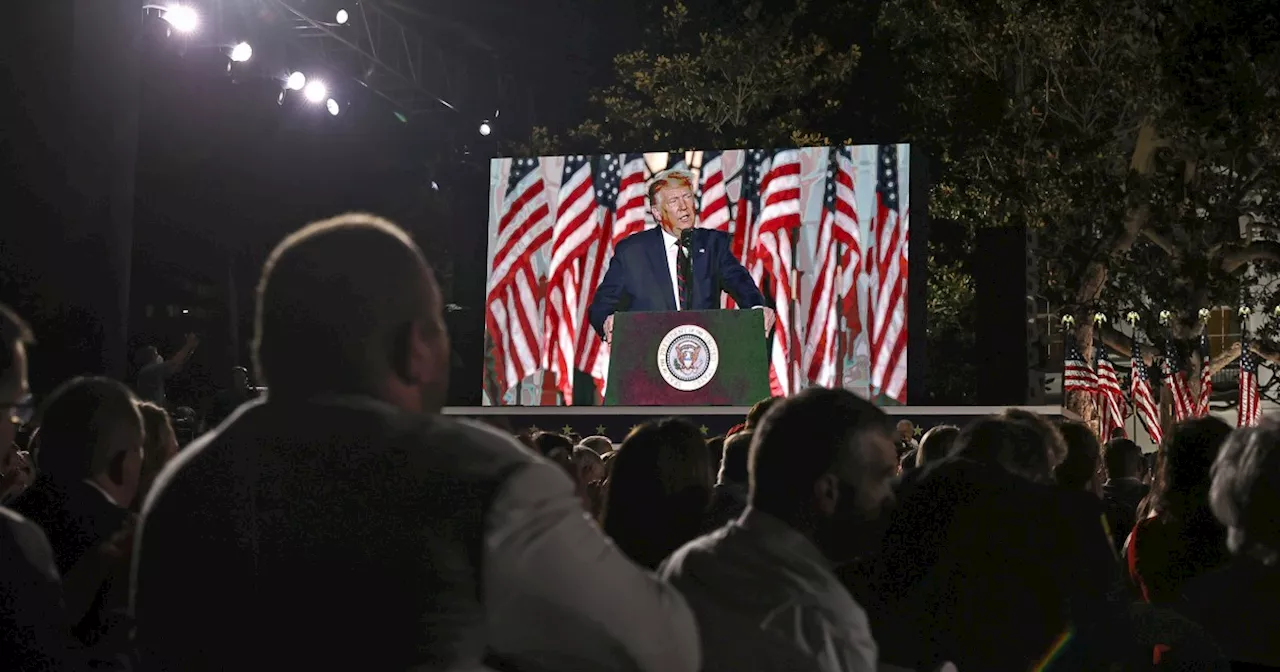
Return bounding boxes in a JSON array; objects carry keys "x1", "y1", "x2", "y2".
[{"x1": 678, "y1": 228, "x2": 693, "y2": 250}]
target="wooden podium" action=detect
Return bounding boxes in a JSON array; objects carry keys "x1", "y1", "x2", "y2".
[{"x1": 603, "y1": 309, "x2": 770, "y2": 406}]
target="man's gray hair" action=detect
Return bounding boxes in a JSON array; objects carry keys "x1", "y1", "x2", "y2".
[
  {"x1": 1210, "y1": 421, "x2": 1280, "y2": 563},
  {"x1": 648, "y1": 169, "x2": 696, "y2": 204}
]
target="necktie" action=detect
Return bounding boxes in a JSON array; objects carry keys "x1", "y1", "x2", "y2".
[{"x1": 677, "y1": 229, "x2": 693, "y2": 310}]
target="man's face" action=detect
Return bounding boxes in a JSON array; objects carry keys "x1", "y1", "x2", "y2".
[
  {"x1": 897, "y1": 420, "x2": 914, "y2": 440},
  {"x1": 652, "y1": 183, "x2": 698, "y2": 233},
  {"x1": 816, "y1": 429, "x2": 899, "y2": 563},
  {"x1": 0, "y1": 342, "x2": 29, "y2": 449}
]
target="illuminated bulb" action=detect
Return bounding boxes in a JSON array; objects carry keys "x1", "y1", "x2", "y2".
[
  {"x1": 163, "y1": 5, "x2": 199, "y2": 32},
  {"x1": 303, "y1": 81, "x2": 328, "y2": 103},
  {"x1": 286, "y1": 71, "x2": 306, "y2": 91},
  {"x1": 336, "y1": 9, "x2": 349, "y2": 24},
  {"x1": 479, "y1": 121, "x2": 492, "y2": 136},
  {"x1": 229, "y1": 42, "x2": 252, "y2": 63},
  {"x1": 326, "y1": 98, "x2": 340, "y2": 116}
]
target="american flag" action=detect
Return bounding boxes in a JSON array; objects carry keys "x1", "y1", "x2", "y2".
[
  {"x1": 1196, "y1": 330, "x2": 1212, "y2": 416},
  {"x1": 869, "y1": 145, "x2": 908, "y2": 401},
  {"x1": 1237, "y1": 347, "x2": 1261, "y2": 427},
  {"x1": 1062, "y1": 336, "x2": 1097, "y2": 393},
  {"x1": 754, "y1": 149, "x2": 804, "y2": 396},
  {"x1": 698, "y1": 151, "x2": 731, "y2": 233},
  {"x1": 612, "y1": 154, "x2": 650, "y2": 246},
  {"x1": 804, "y1": 147, "x2": 856, "y2": 387},
  {"x1": 544, "y1": 155, "x2": 599, "y2": 403},
  {"x1": 1096, "y1": 343, "x2": 1125, "y2": 436},
  {"x1": 1161, "y1": 340, "x2": 1195, "y2": 421},
  {"x1": 486, "y1": 157, "x2": 552, "y2": 399},
  {"x1": 738, "y1": 150, "x2": 769, "y2": 296},
  {"x1": 1131, "y1": 355, "x2": 1164, "y2": 446}
]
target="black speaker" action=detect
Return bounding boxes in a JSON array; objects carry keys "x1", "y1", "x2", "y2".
[{"x1": 973, "y1": 226, "x2": 1040, "y2": 405}]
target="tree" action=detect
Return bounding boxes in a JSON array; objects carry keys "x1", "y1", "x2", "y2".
[
  {"x1": 546, "y1": 0, "x2": 861, "y2": 152},
  {"x1": 878, "y1": 0, "x2": 1280, "y2": 425}
]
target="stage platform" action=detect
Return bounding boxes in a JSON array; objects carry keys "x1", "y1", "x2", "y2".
[{"x1": 442, "y1": 405, "x2": 1078, "y2": 439}]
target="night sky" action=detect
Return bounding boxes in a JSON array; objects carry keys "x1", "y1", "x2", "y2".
[{"x1": 2, "y1": 0, "x2": 642, "y2": 404}]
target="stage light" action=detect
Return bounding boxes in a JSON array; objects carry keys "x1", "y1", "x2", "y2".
[
  {"x1": 162, "y1": 4, "x2": 199, "y2": 33},
  {"x1": 229, "y1": 42, "x2": 253, "y2": 63},
  {"x1": 303, "y1": 81, "x2": 328, "y2": 103},
  {"x1": 326, "y1": 98, "x2": 340, "y2": 116},
  {"x1": 336, "y1": 9, "x2": 349, "y2": 24},
  {"x1": 479, "y1": 121, "x2": 492, "y2": 136},
  {"x1": 286, "y1": 71, "x2": 306, "y2": 91}
]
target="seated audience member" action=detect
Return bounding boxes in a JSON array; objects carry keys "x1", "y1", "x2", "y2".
[
  {"x1": 0, "y1": 303, "x2": 85, "y2": 670},
  {"x1": 661, "y1": 388, "x2": 898, "y2": 672},
  {"x1": 570, "y1": 446, "x2": 605, "y2": 514},
  {"x1": 1055, "y1": 421, "x2": 1104, "y2": 494},
  {"x1": 579, "y1": 434, "x2": 613, "y2": 456},
  {"x1": 915, "y1": 425, "x2": 958, "y2": 469},
  {"x1": 1180, "y1": 420, "x2": 1280, "y2": 668},
  {"x1": 133, "y1": 403, "x2": 179, "y2": 511},
  {"x1": 871, "y1": 416, "x2": 1127, "y2": 671},
  {"x1": 703, "y1": 430, "x2": 751, "y2": 532},
  {"x1": 1126, "y1": 416, "x2": 1231, "y2": 604},
  {"x1": 132, "y1": 214, "x2": 700, "y2": 672},
  {"x1": 533, "y1": 431, "x2": 575, "y2": 476},
  {"x1": 745, "y1": 396, "x2": 780, "y2": 431},
  {"x1": 1002, "y1": 408, "x2": 1068, "y2": 478},
  {"x1": 706, "y1": 434, "x2": 726, "y2": 480},
  {"x1": 203, "y1": 366, "x2": 254, "y2": 430},
  {"x1": 1102, "y1": 438, "x2": 1150, "y2": 552},
  {"x1": 894, "y1": 420, "x2": 919, "y2": 459},
  {"x1": 603, "y1": 419, "x2": 712, "y2": 569}
]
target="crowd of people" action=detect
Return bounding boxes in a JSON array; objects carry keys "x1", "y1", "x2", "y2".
[{"x1": 1, "y1": 212, "x2": 1278, "y2": 671}]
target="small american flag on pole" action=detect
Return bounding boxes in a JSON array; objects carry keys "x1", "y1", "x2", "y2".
[
  {"x1": 1196, "y1": 330, "x2": 1212, "y2": 416},
  {"x1": 1131, "y1": 355, "x2": 1164, "y2": 446},
  {"x1": 1161, "y1": 341, "x2": 1196, "y2": 421},
  {"x1": 1096, "y1": 344, "x2": 1125, "y2": 436},
  {"x1": 1063, "y1": 337, "x2": 1097, "y2": 393},
  {"x1": 1237, "y1": 347, "x2": 1261, "y2": 427},
  {"x1": 486, "y1": 157, "x2": 552, "y2": 400}
]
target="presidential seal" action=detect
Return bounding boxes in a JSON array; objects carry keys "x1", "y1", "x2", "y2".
[{"x1": 657, "y1": 324, "x2": 720, "y2": 392}]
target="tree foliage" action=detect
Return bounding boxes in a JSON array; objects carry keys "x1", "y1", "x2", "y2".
[{"x1": 880, "y1": 0, "x2": 1280, "y2": 420}]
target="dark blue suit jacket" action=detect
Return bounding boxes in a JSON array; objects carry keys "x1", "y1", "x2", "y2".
[{"x1": 588, "y1": 227, "x2": 766, "y2": 338}]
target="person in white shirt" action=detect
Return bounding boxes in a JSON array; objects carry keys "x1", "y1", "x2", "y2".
[{"x1": 660, "y1": 387, "x2": 899, "y2": 672}]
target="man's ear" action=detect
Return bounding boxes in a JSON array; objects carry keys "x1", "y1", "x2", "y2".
[
  {"x1": 389, "y1": 320, "x2": 417, "y2": 384},
  {"x1": 812, "y1": 472, "x2": 840, "y2": 516},
  {"x1": 106, "y1": 449, "x2": 128, "y2": 488}
]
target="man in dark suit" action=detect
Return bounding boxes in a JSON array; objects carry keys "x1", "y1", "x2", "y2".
[
  {"x1": 588, "y1": 169, "x2": 775, "y2": 342},
  {"x1": 132, "y1": 214, "x2": 700, "y2": 672}
]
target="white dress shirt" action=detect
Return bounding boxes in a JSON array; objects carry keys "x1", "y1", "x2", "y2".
[
  {"x1": 659, "y1": 508, "x2": 877, "y2": 672},
  {"x1": 484, "y1": 438, "x2": 702, "y2": 672}
]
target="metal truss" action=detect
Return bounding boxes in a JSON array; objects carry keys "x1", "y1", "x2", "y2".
[{"x1": 263, "y1": 0, "x2": 459, "y2": 118}]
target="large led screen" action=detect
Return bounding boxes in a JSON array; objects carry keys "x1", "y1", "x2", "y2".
[{"x1": 483, "y1": 145, "x2": 911, "y2": 406}]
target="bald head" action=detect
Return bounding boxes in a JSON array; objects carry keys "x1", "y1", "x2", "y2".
[{"x1": 254, "y1": 213, "x2": 448, "y2": 406}]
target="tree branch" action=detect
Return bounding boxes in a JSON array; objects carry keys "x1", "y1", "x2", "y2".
[
  {"x1": 1097, "y1": 324, "x2": 1158, "y2": 360},
  {"x1": 1221, "y1": 240, "x2": 1280, "y2": 274},
  {"x1": 1207, "y1": 342, "x2": 1243, "y2": 375},
  {"x1": 1141, "y1": 228, "x2": 1177, "y2": 257}
]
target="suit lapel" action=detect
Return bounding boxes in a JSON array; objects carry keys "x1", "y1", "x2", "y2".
[{"x1": 645, "y1": 228, "x2": 678, "y2": 310}]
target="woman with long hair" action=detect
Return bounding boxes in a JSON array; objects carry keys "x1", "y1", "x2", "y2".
[
  {"x1": 1125, "y1": 416, "x2": 1231, "y2": 603},
  {"x1": 601, "y1": 418, "x2": 712, "y2": 569}
]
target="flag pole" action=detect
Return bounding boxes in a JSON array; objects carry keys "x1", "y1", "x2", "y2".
[{"x1": 1127, "y1": 311, "x2": 1140, "y2": 443}]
